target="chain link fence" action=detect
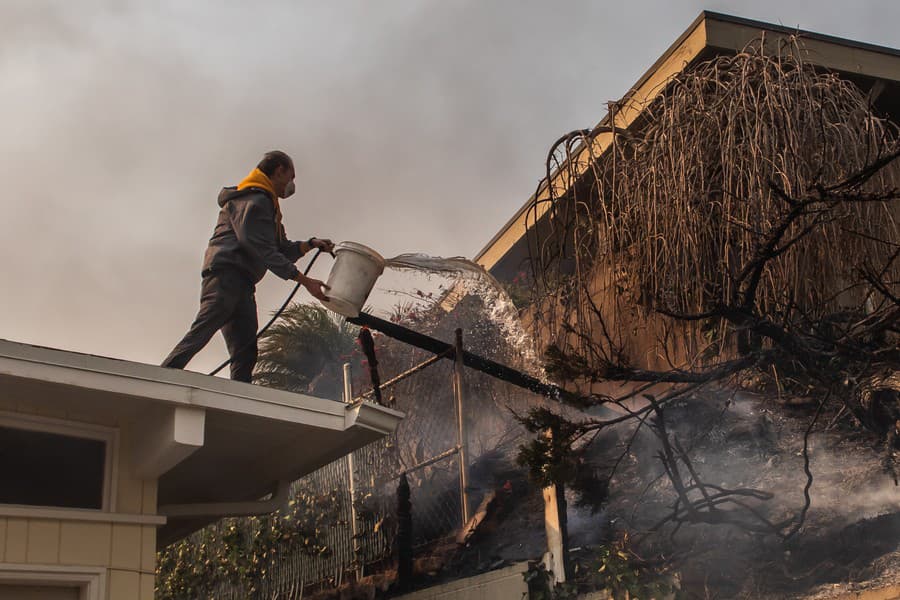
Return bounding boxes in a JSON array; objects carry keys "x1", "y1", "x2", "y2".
[{"x1": 191, "y1": 336, "x2": 546, "y2": 599}]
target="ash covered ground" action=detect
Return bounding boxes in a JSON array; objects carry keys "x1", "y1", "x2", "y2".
[
  {"x1": 589, "y1": 390, "x2": 900, "y2": 599},
  {"x1": 408, "y1": 388, "x2": 900, "y2": 598}
]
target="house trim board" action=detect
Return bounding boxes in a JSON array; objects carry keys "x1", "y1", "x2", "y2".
[{"x1": 0, "y1": 564, "x2": 106, "y2": 600}]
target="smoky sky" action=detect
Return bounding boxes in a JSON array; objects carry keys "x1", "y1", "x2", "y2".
[{"x1": 2, "y1": 0, "x2": 899, "y2": 373}]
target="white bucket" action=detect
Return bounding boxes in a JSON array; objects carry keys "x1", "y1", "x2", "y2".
[{"x1": 321, "y1": 242, "x2": 385, "y2": 318}]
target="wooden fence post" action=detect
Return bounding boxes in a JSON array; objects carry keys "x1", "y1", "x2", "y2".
[{"x1": 542, "y1": 428, "x2": 571, "y2": 584}]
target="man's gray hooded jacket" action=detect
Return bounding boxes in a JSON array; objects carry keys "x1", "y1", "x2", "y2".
[{"x1": 202, "y1": 186, "x2": 305, "y2": 284}]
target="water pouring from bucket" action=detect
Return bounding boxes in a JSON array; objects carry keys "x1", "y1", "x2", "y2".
[
  {"x1": 319, "y1": 243, "x2": 540, "y2": 374},
  {"x1": 321, "y1": 242, "x2": 386, "y2": 318}
]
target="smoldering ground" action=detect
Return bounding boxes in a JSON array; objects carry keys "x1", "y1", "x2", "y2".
[
  {"x1": 581, "y1": 391, "x2": 900, "y2": 598},
  {"x1": 263, "y1": 282, "x2": 900, "y2": 597}
]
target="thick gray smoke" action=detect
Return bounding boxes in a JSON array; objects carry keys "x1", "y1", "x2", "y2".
[{"x1": 2, "y1": 0, "x2": 899, "y2": 376}]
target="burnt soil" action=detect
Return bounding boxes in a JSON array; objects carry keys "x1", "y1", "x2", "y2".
[{"x1": 594, "y1": 390, "x2": 900, "y2": 599}]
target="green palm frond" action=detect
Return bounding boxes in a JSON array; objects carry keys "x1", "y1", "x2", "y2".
[{"x1": 253, "y1": 303, "x2": 359, "y2": 396}]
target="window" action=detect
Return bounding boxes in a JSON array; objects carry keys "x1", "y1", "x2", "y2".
[
  {"x1": 0, "y1": 584, "x2": 81, "y2": 600},
  {"x1": 0, "y1": 565, "x2": 105, "y2": 600},
  {"x1": 0, "y1": 413, "x2": 116, "y2": 511}
]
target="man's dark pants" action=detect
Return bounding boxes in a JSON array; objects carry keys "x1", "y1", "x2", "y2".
[{"x1": 162, "y1": 269, "x2": 258, "y2": 382}]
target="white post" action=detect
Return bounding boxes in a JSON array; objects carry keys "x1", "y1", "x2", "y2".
[
  {"x1": 343, "y1": 363, "x2": 361, "y2": 581},
  {"x1": 343, "y1": 363, "x2": 353, "y2": 405},
  {"x1": 543, "y1": 483, "x2": 567, "y2": 584},
  {"x1": 541, "y1": 428, "x2": 569, "y2": 584}
]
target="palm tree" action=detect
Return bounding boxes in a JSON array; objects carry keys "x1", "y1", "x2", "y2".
[{"x1": 253, "y1": 303, "x2": 359, "y2": 400}]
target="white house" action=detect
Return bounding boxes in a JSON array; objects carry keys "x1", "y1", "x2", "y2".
[{"x1": 0, "y1": 339, "x2": 402, "y2": 600}]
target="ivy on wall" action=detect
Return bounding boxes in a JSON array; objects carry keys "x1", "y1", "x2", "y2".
[{"x1": 156, "y1": 487, "x2": 344, "y2": 599}]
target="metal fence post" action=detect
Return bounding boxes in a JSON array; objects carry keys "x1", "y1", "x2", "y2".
[
  {"x1": 453, "y1": 328, "x2": 471, "y2": 527},
  {"x1": 343, "y1": 363, "x2": 361, "y2": 582}
]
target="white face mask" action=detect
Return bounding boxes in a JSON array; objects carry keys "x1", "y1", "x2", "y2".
[{"x1": 281, "y1": 180, "x2": 296, "y2": 199}]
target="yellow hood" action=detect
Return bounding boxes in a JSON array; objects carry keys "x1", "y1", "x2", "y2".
[{"x1": 237, "y1": 167, "x2": 283, "y2": 233}]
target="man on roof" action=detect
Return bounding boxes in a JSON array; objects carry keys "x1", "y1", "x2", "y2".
[{"x1": 162, "y1": 150, "x2": 334, "y2": 382}]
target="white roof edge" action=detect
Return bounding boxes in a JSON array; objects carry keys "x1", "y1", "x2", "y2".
[
  {"x1": 345, "y1": 401, "x2": 404, "y2": 435},
  {"x1": 0, "y1": 338, "x2": 402, "y2": 431}
]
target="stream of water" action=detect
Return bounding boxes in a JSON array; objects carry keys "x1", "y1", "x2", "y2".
[{"x1": 383, "y1": 253, "x2": 541, "y2": 375}]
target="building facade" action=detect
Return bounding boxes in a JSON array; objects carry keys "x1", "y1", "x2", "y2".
[{"x1": 0, "y1": 339, "x2": 401, "y2": 599}]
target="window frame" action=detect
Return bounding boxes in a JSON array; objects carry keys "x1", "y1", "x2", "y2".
[
  {"x1": 0, "y1": 564, "x2": 106, "y2": 600},
  {"x1": 0, "y1": 411, "x2": 118, "y2": 512}
]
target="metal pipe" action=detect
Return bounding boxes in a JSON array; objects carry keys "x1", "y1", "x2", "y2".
[
  {"x1": 401, "y1": 445, "x2": 460, "y2": 475},
  {"x1": 343, "y1": 363, "x2": 361, "y2": 581},
  {"x1": 348, "y1": 312, "x2": 580, "y2": 404},
  {"x1": 343, "y1": 363, "x2": 353, "y2": 405},
  {"x1": 357, "y1": 351, "x2": 449, "y2": 401},
  {"x1": 453, "y1": 329, "x2": 471, "y2": 527}
]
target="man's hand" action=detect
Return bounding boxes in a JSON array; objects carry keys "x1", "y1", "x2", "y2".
[
  {"x1": 309, "y1": 237, "x2": 335, "y2": 255},
  {"x1": 296, "y1": 273, "x2": 330, "y2": 302}
]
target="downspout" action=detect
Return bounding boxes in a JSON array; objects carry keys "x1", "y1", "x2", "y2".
[{"x1": 158, "y1": 479, "x2": 292, "y2": 519}]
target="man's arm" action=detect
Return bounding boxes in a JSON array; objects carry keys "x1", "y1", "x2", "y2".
[
  {"x1": 293, "y1": 271, "x2": 330, "y2": 302},
  {"x1": 289, "y1": 237, "x2": 333, "y2": 302},
  {"x1": 308, "y1": 237, "x2": 335, "y2": 254},
  {"x1": 230, "y1": 198, "x2": 330, "y2": 301},
  {"x1": 279, "y1": 225, "x2": 335, "y2": 262},
  {"x1": 277, "y1": 223, "x2": 306, "y2": 262},
  {"x1": 229, "y1": 197, "x2": 300, "y2": 280}
]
